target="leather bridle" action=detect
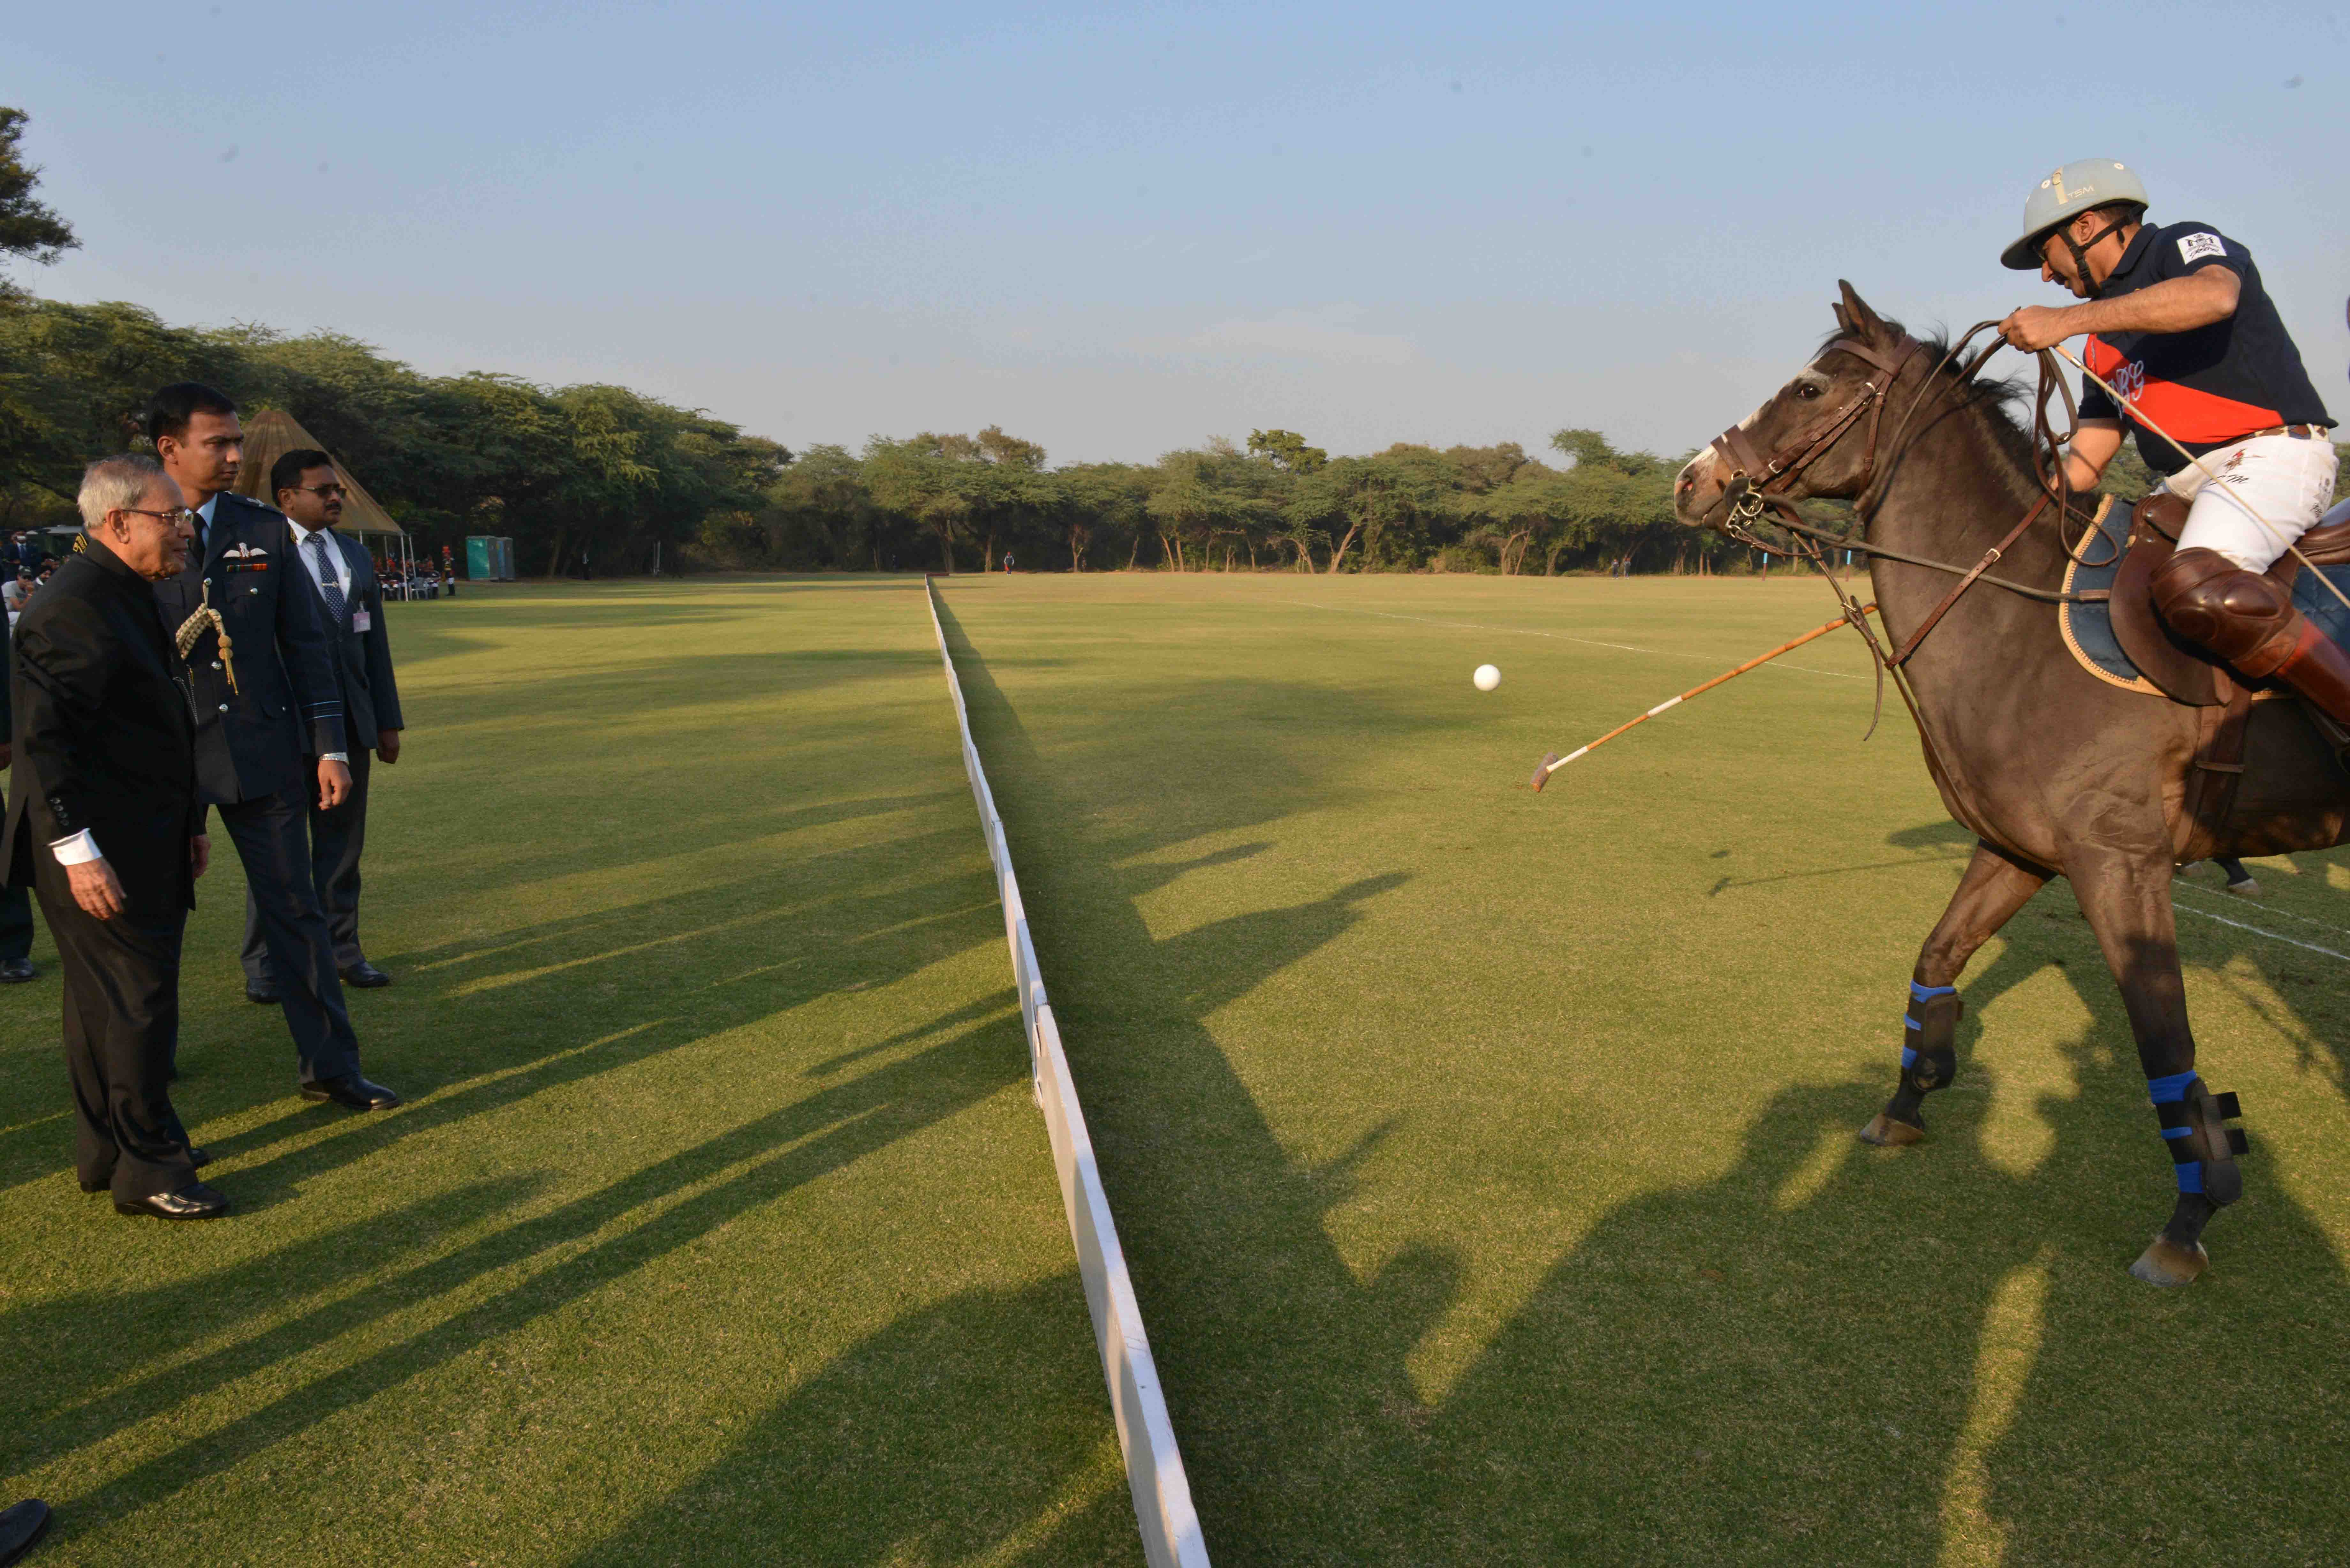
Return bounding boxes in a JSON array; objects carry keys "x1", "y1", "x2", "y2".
[
  {"x1": 1708, "y1": 335, "x2": 1924, "y2": 548},
  {"x1": 1703, "y1": 325, "x2": 2108, "y2": 652},
  {"x1": 1694, "y1": 322, "x2": 2111, "y2": 770}
]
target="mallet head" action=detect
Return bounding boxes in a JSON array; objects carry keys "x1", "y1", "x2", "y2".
[{"x1": 1530, "y1": 751, "x2": 1561, "y2": 792}]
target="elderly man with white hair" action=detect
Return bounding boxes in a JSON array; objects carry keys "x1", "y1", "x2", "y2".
[{"x1": 0, "y1": 454, "x2": 224, "y2": 1219}]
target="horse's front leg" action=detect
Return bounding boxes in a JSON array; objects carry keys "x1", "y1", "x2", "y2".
[
  {"x1": 2063, "y1": 843, "x2": 2247, "y2": 1286},
  {"x1": 1861, "y1": 841, "x2": 2050, "y2": 1147}
]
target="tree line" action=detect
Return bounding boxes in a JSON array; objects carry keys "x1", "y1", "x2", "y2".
[{"x1": 0, "y1": 288, "x2": 1735, "y2": 576}]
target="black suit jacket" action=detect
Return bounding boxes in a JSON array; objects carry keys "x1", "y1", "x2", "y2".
[
  {"x1": 295, "y1": 527, "x2": 404, "y2": 751},
  {"x1": 2, "y1": 539, "x2": 203, "y2": 916},
  {"x1": 1, "y1": 591, "x2": 13, "y2": 824},
  {"x1": 151, "y1": 491, "x2": 346, "y2": 804}
]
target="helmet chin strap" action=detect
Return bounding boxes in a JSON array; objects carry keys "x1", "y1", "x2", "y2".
[{"x1": 2060, "y1": 215, "x2": 2134, "y2": 299}]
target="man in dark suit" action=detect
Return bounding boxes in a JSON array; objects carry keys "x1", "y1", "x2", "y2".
[
  {"x1": 248, "y1": 449, "x2": 404, "y2": 991},
  {"x1": 1, "y1": 454, "x2": 224, "y2": 1219},
  {"x1": 145, "y1": 384, "x2": 398, "y2": 1111},
  {"x1": 0, "y1": 612, "x2": 37, "y2": 984}
]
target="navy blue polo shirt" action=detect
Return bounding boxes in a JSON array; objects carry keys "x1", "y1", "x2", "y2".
[{"x1": 2077, "y1": 220, "x2": 2331, "y2": 475}]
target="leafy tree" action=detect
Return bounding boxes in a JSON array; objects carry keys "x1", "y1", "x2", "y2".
[
  {"x1": 1247, "y1": 428, "x2": 1328, "y2": 474},
  {"x1": 0, "y1": 108, "x2": 76, "y2": 302},
  {"x1": 1055, "y1": 461, "x2": 1151, "y2": 570}
]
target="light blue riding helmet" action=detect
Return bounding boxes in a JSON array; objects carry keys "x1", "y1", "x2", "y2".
[{"x1": 2000, "y1": 159, "x2": 2150, "y2": 271}]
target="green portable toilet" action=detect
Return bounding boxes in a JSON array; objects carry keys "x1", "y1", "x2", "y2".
[{"x1": 466, "y1": 536, "x2": 516, "y2": 581}]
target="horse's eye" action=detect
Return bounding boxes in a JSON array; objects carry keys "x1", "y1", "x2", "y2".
[{"x1": 1797, "y1": 383, "x2": 1823, "y2": 400}]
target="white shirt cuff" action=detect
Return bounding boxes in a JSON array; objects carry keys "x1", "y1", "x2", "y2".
[
  {"x1": 49, "y1": 830, "x2": 102, "y2": 866},
  {"x1": 322, "y1": 751, "x2": 350, "y2": 764}
]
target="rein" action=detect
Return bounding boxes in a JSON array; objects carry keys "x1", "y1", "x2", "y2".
[
  {"x1": 1708, "y1": 321, "x2": 2110, "y2": 671},
  {"x1": 1702, "y1": 320, "x2": 2120, "y2": 786}
]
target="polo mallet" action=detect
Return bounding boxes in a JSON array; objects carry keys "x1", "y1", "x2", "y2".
[
  {"x1": 1531, "y1": 604, "x2": 1877, "y2": 790},
  {"x1": 2050, "y1": 343, "x2": 2350, "y2": 616}
]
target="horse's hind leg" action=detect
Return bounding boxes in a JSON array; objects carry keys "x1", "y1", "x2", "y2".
[
  {"x1": 2064, "y1": 845, "x2": 2242, "y2": 1286},
  {"x1": 1860, "y1": 842, "x2": 2049, "y2": 1147}
]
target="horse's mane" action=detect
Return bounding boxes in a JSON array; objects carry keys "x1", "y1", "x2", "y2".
[{"x1": 1818, "y1": 322, "x2": 2040, "y2": 476}]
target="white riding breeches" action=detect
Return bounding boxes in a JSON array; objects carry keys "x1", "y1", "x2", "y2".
[{"x1": 2161, "y1": 430, "x2": 2339, "y2": 573}]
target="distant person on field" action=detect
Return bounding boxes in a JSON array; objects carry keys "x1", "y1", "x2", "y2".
[
  {"x1": 145, "y1": 382, "x2": 399, "y2": 1112},
  {"x1": 251, "y1": 450, "x2": 405, "y2": 994},
  {"x1": 4, "y1": 570, "x2": 30, "y2": 619},
  {"x1": 2, "y1": 455, "x2": 223, "y2": 1219},
  {"x1": 1002, "y1": 551, "x2": 1014, "y2": 573}
]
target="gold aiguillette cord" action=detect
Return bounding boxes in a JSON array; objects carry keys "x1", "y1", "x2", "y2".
[{"x1": 174, "y1": 578, "x2": 239, "y2": 694}]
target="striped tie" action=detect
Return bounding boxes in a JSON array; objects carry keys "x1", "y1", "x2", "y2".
[{"x1": 310, "y1": 532, "x2": 348, "y2": 632}]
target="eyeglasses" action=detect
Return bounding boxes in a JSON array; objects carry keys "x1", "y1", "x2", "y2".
[
  {"x1": 287, "y1": 483, "x2": 348, "y2": 500},
  {"x1": 117, "y1": 507, "x2": 199, "y2": 529}
]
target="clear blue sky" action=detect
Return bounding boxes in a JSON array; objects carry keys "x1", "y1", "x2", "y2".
[{"x1": 7, "y1": 0, "x2": 2344, "y2": 464}]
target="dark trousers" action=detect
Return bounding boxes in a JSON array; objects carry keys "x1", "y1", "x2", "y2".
[
  {"x1": 244, "y1": 748, "x2": 370, "y2": 973},
  {"x1": 219, "y1": 788, "x2": 361, "y2": 1085},
  {"x1": 34, "y1": 859, "x2": 195, "y2": 1201},
  {"x1": 0, "y1": 878, "x2": 30, "y2": 961}
]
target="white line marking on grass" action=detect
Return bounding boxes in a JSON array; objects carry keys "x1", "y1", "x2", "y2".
[
  {"x1": 2173, "y1": 897, "x2": 2350, "y2": 963},
  {"x1": 1276, "y1": 599, "x2": 1870, "y2": 679},
  {"x1": 2178, "y1": 884, "x2": 2350, "y2": 942}
]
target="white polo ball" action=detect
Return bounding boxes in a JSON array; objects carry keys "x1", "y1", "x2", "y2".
[{"x1": 1472, "y1": 664, "x2": 1501, "y2": 692}]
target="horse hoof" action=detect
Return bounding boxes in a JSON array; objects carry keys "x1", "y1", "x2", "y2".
[
  {"x1": 2225, "y1": 878, "x2": 2262, "y2": 899},
  {"x1": 1859, "y1": 1113, "x2": 1924, "y2": 1148},
  {"x1": 2128, "y1": 1236, "x2": 2209, "y2": 1288}
]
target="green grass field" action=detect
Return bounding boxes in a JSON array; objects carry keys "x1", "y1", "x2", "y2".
[
  {"x1": 932, "y1": 570, "x2": 2350, "y2": 1567},
  {"x1": 0, "y1": 577, "x2": 1140, "y2": 1566},
  {"x1": 7, "y1": 572, "x2": 2349, "y2": 1567}
]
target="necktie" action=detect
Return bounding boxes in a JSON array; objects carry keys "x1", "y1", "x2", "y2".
[{"x1": 310, "y1": 532, "x2": 349, "y2": 633}]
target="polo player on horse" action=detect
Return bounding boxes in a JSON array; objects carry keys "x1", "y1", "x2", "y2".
[{"x1": 1996, "y1": 159, "x2": 2348, "y2": 740}]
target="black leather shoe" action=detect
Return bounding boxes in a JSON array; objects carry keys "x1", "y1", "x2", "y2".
[
  {"x1": 0, "y1": 1498, "x2": 51, "y2": 1565},
  {"x1": 299, "y1": 1074, "x2": 401, "y2": 1110},
  {"x1": 115, "y1": 1182, "x2": 229, "y2": 1220},
  {"x1": 0, "y1": 957, "x2": 34, "y2": 984},
  {"x1": 246, "y1": 986, "x2": 279, "y2": 1005},
  {"x1": 339, "y1": 960, "x2": 392, "y2": 989}
]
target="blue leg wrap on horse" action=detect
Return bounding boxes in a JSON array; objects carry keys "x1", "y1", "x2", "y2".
[
  {"x1": 1901, "y1": 984, "x2": 1961, "y2": 1097},
  {"x1": 2149, "y1": 1072, "x2": 2247, "y2": 1204}
]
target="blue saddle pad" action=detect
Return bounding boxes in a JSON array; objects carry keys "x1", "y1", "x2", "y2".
[{"x1": 2059, "y1": 497, "x2": 2350, "y2": 696}]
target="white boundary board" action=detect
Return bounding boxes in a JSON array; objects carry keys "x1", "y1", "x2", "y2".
[{"x1": 922, "y1": 578, "x2": 1209, "y2": 1568}]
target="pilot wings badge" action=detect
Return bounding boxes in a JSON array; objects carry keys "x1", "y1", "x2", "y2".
[
  {"x1": 174, "y1": 578, "x2": 239, "y2": 695},
  {"x1": 222, "y1": 542, "x2": 267, "y2": 559}
]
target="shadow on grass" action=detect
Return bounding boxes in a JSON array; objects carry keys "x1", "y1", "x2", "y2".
[
  {"x1": 933, "y1": 591, "x2": 2350, "y2": 1564},
  {"x1": 0, "y1": 817, "x2": 990, "y2": 1197},
  {"x1": 565, "y1": 1275, "x2": 1142, "y2": 1568},
  {"x1": 4, "y1": 1000, "x2": 1032, "y2": 1547}
]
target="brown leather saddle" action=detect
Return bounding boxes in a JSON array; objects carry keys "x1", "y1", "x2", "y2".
[
  {"x1": 2109, "y1": 494, "x2": 2350, "y2": 707},
  {"x1": 2102, "y1": 494, "x2": 2350, "y2": 861}
]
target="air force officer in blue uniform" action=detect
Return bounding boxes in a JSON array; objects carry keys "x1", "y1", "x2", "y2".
[{"x1": 145, "y1": 384, "x2": 398, "y2": 1111}]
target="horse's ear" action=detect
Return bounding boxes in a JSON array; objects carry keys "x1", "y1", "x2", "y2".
[
  {"x1": 1837, "y1": 280, "x2": 1887, "y2": 341},
  {"x1": 1831, "y1": 295, "x2": 1855, "y2": 335}
]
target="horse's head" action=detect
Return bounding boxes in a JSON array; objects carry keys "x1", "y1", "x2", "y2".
[{"x1": 1674, "y1": 282, "x2": 1915, "y2": 532}]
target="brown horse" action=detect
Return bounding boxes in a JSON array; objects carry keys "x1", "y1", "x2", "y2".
[{"x1": 1673, "y1": 283, "x2": 2349, "y2": 1286}]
